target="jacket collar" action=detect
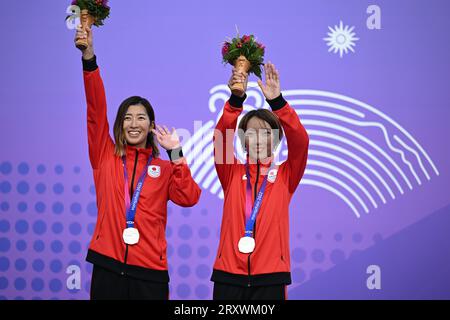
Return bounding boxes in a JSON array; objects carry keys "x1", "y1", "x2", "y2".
[
  {"x1": 246, "y1": 154, "x2": 274, "y2": 175},
  {"x1": 125, "y1": 144, "x2": 153, "y2": 161}
]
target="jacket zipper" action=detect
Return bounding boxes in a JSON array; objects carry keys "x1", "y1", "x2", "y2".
[
  {"x1": 247, "y1": 162, "x2": 260, "y2": 287},
  {"x1": 124, "y1": 149, "x2": 139, "y2": 265}
]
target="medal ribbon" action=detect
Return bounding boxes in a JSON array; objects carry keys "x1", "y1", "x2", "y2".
[
  {"x1": 243, "y1": 161, "x2": 275, "y2": 237},
  {"x1": 122, "y1": 154, "x2": 153, "y2": 229}
]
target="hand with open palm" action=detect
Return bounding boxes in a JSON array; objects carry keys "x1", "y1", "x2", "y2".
[
  {"x1": 257, "y1": 62, "x2": 281, "y2": 101},
  {"x1": 151, "y1": 125, "x2": 181, "y2": 151}
]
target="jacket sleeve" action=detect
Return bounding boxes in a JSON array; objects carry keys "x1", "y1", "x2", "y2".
[
  {"x1": 213, "y1": 94, "x2": 245, "y2": 190},
  {"x1": 82, "y1": 56, "x2": 115, "y2": 169},
  {"x1": 269, "y1": 94, "x2": 309, "y2": 193},
  {"x1": 167, "y1": 148, "x2": 202, "y2": 207}
]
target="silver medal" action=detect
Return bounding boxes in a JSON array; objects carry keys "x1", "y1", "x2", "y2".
[
  {"x1": 123, "y1": 227, "x2": 140, "y2": 245},
  {"x1": 238, "y1": 236, "x2": 255, "y2": 253}
]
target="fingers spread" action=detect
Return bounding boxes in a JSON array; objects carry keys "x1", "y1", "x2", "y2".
[
  {"x1": 264, "y1": 63, "x2": 270, "y2": 83},
  {"x1": 273, "y1": 68, "x2": 279, "y2": 81},
  {"x1": 155, "y1": 124, "x2": 165, "y2": 136},
  {"x1": 150, "y1": 129, "x2": 160, "y2": 137},
  {"x1": 266, "y1": 63, "x2": 273, "y2": 81}
]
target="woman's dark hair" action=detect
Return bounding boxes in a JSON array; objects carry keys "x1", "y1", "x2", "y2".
[
  {"x1": 237, "y1": 109, "x2": 284, "y2": 151},
  {"x1": 113, "y1": 96, "x2": 159, "y2": 157}
]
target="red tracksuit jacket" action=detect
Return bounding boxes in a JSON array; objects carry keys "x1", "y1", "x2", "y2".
[
  {"x1": 82, "y1": 57, "x2": 201, "y2": 282},
  {"x1": 211, "y1": 94, "x2": 309, "y2": 287}
]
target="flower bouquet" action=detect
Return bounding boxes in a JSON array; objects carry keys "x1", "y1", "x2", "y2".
[
  {"x1": 67, "y1": 0, "x2": 110, "y2": 50},
  {"x1": 222, "y1": 32, "x2": 265, "y2": 97}
]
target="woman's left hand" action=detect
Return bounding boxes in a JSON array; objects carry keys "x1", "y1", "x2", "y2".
[
  {"x1": 151, "y1": 125, "x2": 181, "y2": 150},
  {"x1": 257, "y1": 62, "x2": 281, "y2": 101}
]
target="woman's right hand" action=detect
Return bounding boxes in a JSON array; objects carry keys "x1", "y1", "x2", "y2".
[
  {"x1": 75, "y1": 24, "x2": 94, "y2": 60},
  {"x1": 228, "y1": 67, "x2": 248, "y2": 98}
]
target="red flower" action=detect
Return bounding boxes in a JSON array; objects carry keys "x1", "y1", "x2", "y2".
[
  {"x1": 93, "y1": 0, "x2": 109, "y2": 7},
  {"x1": 222, "y1": 43, "x2": 230, "y2": 56},
  {"x1": 242, "y1": 35, "x2": 251, "y2": 43}
]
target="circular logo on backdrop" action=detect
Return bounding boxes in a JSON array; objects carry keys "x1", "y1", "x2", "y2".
[
  {"x1": 183, "y1": 84, "x2": 439, "y2": 217},
  {"x1": 148, "y1": 165, "x2": 161, "y2": 178}
]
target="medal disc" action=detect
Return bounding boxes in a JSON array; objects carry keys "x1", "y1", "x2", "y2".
[
  {"x1": 123, "y1": 227, "x2": 140, "y2": 245},
  {"x1": 238, "y1": 236, "x2": 255, "y2": 253}
]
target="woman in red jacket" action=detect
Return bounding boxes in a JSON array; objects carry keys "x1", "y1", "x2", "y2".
[
  {"x1": 75, "y1": 25, "x2": 201, "y2": 300},
  {"x1": 212, "y1": 63, "x2": 309, "y2": 300}
]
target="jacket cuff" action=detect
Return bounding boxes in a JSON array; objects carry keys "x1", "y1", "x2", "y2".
[
  {"x1": 267, "y1": 94, "x2": 287, "y2": 111},
  {"x1": 228, "y1": 93, "x2": 247, "y2": 108},
  {"x1": 167, "y1": 147, "x2": 184, "y2": 162},
  {"x1": 82, "y1": 55, "x2": 98, "y2": 72}
]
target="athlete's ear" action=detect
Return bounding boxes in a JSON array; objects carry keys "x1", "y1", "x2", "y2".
[{"x1": 149, "y1": 121, "x2": 155, "y2": 131}]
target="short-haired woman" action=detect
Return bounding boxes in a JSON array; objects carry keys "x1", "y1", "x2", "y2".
[{"x1": 212, "y1": 62, "x2": 309, "y2": 300}]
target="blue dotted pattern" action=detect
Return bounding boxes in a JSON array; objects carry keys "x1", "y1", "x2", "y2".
[
  {"x1": 0, "y1": 160, "x2": 375, "y2": 299},
  {"x1": 0, "y1": 162, "x2": 96, "y2": 299}
]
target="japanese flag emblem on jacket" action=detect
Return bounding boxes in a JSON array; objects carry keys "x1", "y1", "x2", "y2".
[
  {"x1": 267, "y1": 169, "x2": 278, "y2": 183},
  {"x1": 148, "y1": 165, "x2": 161, "y2": 178}
]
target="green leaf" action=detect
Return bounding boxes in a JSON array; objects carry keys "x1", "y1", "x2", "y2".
[{"x1": 223, "y1": 32, "x2": 265, "y2": 69}]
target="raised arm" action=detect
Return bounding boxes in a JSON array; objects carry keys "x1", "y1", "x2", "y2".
[
  {"x1": 76, "y1": 24, "x2": 114, "y2": 169},
  {"x1": 258, "y1": 63, "x2": 309, "y2": 193},
  {"x1": 214, "y1": 69, "x2": 247, "y2": 189}
]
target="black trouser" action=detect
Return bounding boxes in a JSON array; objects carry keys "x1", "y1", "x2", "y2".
[
  {"x1": 213, "y1": 282, "x2": 287, "y2": 300},
  {"x1": 90, "y1": 265, "x2": 169, "y2": 300}
]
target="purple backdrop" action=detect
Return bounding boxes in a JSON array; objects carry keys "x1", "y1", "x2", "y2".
[{"x1": 0, "y1": 0, "x2": 449, "y2": 300}]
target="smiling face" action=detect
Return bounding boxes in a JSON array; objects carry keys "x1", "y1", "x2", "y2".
[
  {"x1": 238, "y1": 109, "x2": 284, "y2": 164},
  {"x1": 123, "y1": 104, "x2": 153, "y2": 149}
]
